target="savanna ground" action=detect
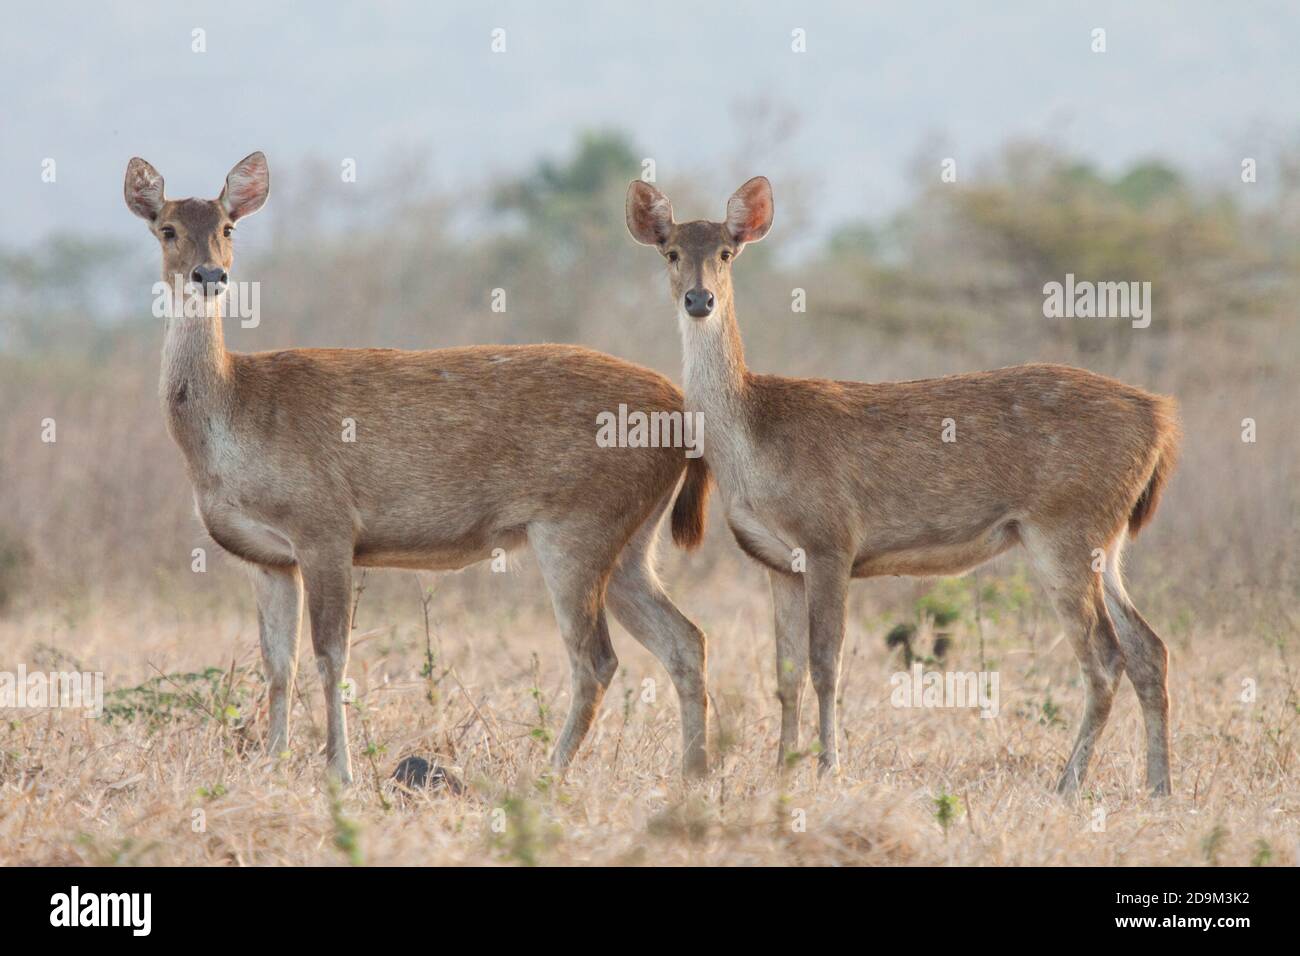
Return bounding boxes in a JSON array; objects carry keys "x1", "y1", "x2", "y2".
[
  {"x1": 1, "y1": 550, "x2": 1296, "y2": 867},
  {"x1": 1, "y1": 133, "x2": 1297, "y2": 865}
]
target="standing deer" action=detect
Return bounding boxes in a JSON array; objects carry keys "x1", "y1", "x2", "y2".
[
  {"x1": 124, "y1": 152, "x2": 713, "y2": 784},
  {"x1": 626, "y1": 176, "x2": 1180, "y2": 795}
]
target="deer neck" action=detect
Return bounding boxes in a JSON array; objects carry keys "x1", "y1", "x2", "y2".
[
  {"x1": 679, "y1": 298, "x2": 751, "y2": 462},
  {"x1": 159, "y1": 290, "x2": 233, "y2": 461}
]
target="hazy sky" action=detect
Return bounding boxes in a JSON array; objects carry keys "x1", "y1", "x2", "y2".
[{"x1": 4, "y1": 0, "x2": 1296, "y2": 248}]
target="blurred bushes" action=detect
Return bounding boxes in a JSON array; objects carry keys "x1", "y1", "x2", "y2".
[{"x1": 820, "y1": 142, "x2": 1291, "y2": 360}]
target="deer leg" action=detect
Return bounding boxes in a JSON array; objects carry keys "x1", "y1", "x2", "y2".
[
  {"x1": 770, "y1": 569, "x2": 809, "y2": 770},
  {"x1": 606, "y1": 507, "x2": 709, "y2": 777},
  {"x1": 1024, "y1": 528, "x2": 1126, "y2": 795},
  {"x1": 805, "y1": 557, "x2": 851, "y2": 777},
  {"x1": 1102, "y1": 540, "x2": 1172, "y2": 795},
  {"x1": 1056, "y1": 591, "x2": 1125, "y2": 795},
  {"x1": 298, "y1": 554, "x2": 354, "y2": 785},
  {"x1": 530, "y1": 523, "x2": 619, "y2": 774},
  {"x1": 249, "y1": 563, "x2": 303, "y2": 756}
]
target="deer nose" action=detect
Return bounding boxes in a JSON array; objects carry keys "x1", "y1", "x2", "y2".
[
  {"x1": 191, "y1": 266, "x2": 228, "y2": 287},
  {"x1": 684, "y1": 288, "x2": 715, "y2": 318}
]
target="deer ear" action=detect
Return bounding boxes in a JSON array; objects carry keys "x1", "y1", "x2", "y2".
[
  {"x1": 725, "y1": 176, "x2": 774, "y2": 245},
  {"x1": 125, "y1": 157, "x2": 165, "y2": 221},
  {"x1": 219, "y1": 151, "x2": 270, "y2": 221},
  {"x1": 626, "y1": 180, "x2": 674, "y2": 246}
]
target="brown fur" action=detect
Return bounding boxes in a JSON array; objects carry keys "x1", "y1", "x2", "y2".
[
  {"x1": 671, "y1": 457, "x2": 711, "y2": 548},
  {"x1": 125, "y1": 154, "x2": 712, "y2": 784},
  {"x1": 627, "y1": 176, "x2": 1181, "y2": 795},
  {"x1": 1128, "y1": 414, "x2": 1180, "y2": 536}
]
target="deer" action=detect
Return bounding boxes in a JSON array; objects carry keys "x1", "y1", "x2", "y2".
[
  {"x1": 626, "y1": 176, "x2": 1181, "y2": 795},
  {"x1": 124, "y1": 151, "x2": 713, "y2": 785}
]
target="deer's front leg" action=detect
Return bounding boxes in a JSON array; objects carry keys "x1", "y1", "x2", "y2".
[
  {"x1": 249, "y1": 563, "x2": 304, "y2": 757},
  {"x1": 770, "y1": 569, "x2": 809, "y2": 770},
  {"x1": 805, "y1": 556, "x2": 851, "y2": 777},
  {"x1": 299, "y1": 554, "x2": 354, "y2": 785}
]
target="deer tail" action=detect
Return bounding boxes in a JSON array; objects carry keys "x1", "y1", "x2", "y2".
[
  {"x1": 1129, "y1": 397, "x2": 1181, "y2": 537},
  {"x1": 670, "y1": 457, "x2": 712, "y2": 550}
]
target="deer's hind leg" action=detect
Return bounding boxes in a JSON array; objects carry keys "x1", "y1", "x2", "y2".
[
  {"x1": 1102, "y1": 535, "x2": 1172, "y2": 795},
  {"x1": 606, "y1": 494, "x2": 709, "y2": 777},
  {"x1": 1022, "y1": 526, "x2": 1126, "y2": 795},
  {"x1": 530, "y1": 520, "x2": 620, "y2": 774}
]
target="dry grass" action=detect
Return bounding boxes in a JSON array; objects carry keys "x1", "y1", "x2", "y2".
[{"x1": 2, "y1": 545, "x2": 1295, "y2": 867}]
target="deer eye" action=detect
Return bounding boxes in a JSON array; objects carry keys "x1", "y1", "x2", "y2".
[
  {"x1": 223, "y1": 225, "x2": 234, "y2": 238},
  {"x1": 720, "y1": 250, "x2": 732, "y2": 261},
  {"x1": 160, "y1": 226, "x2": 176, "y2": 240},
  {"x1": 666, "y1": 250, "x2": 679, "y2": 263}
]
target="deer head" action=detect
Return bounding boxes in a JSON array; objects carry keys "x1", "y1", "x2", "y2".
[
  {"x1": 125, "y1": 151, "x2": 270, "y2": 300},
  {"x1": 625, "y1": 176, "x2": 773, "y2": 321}
]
